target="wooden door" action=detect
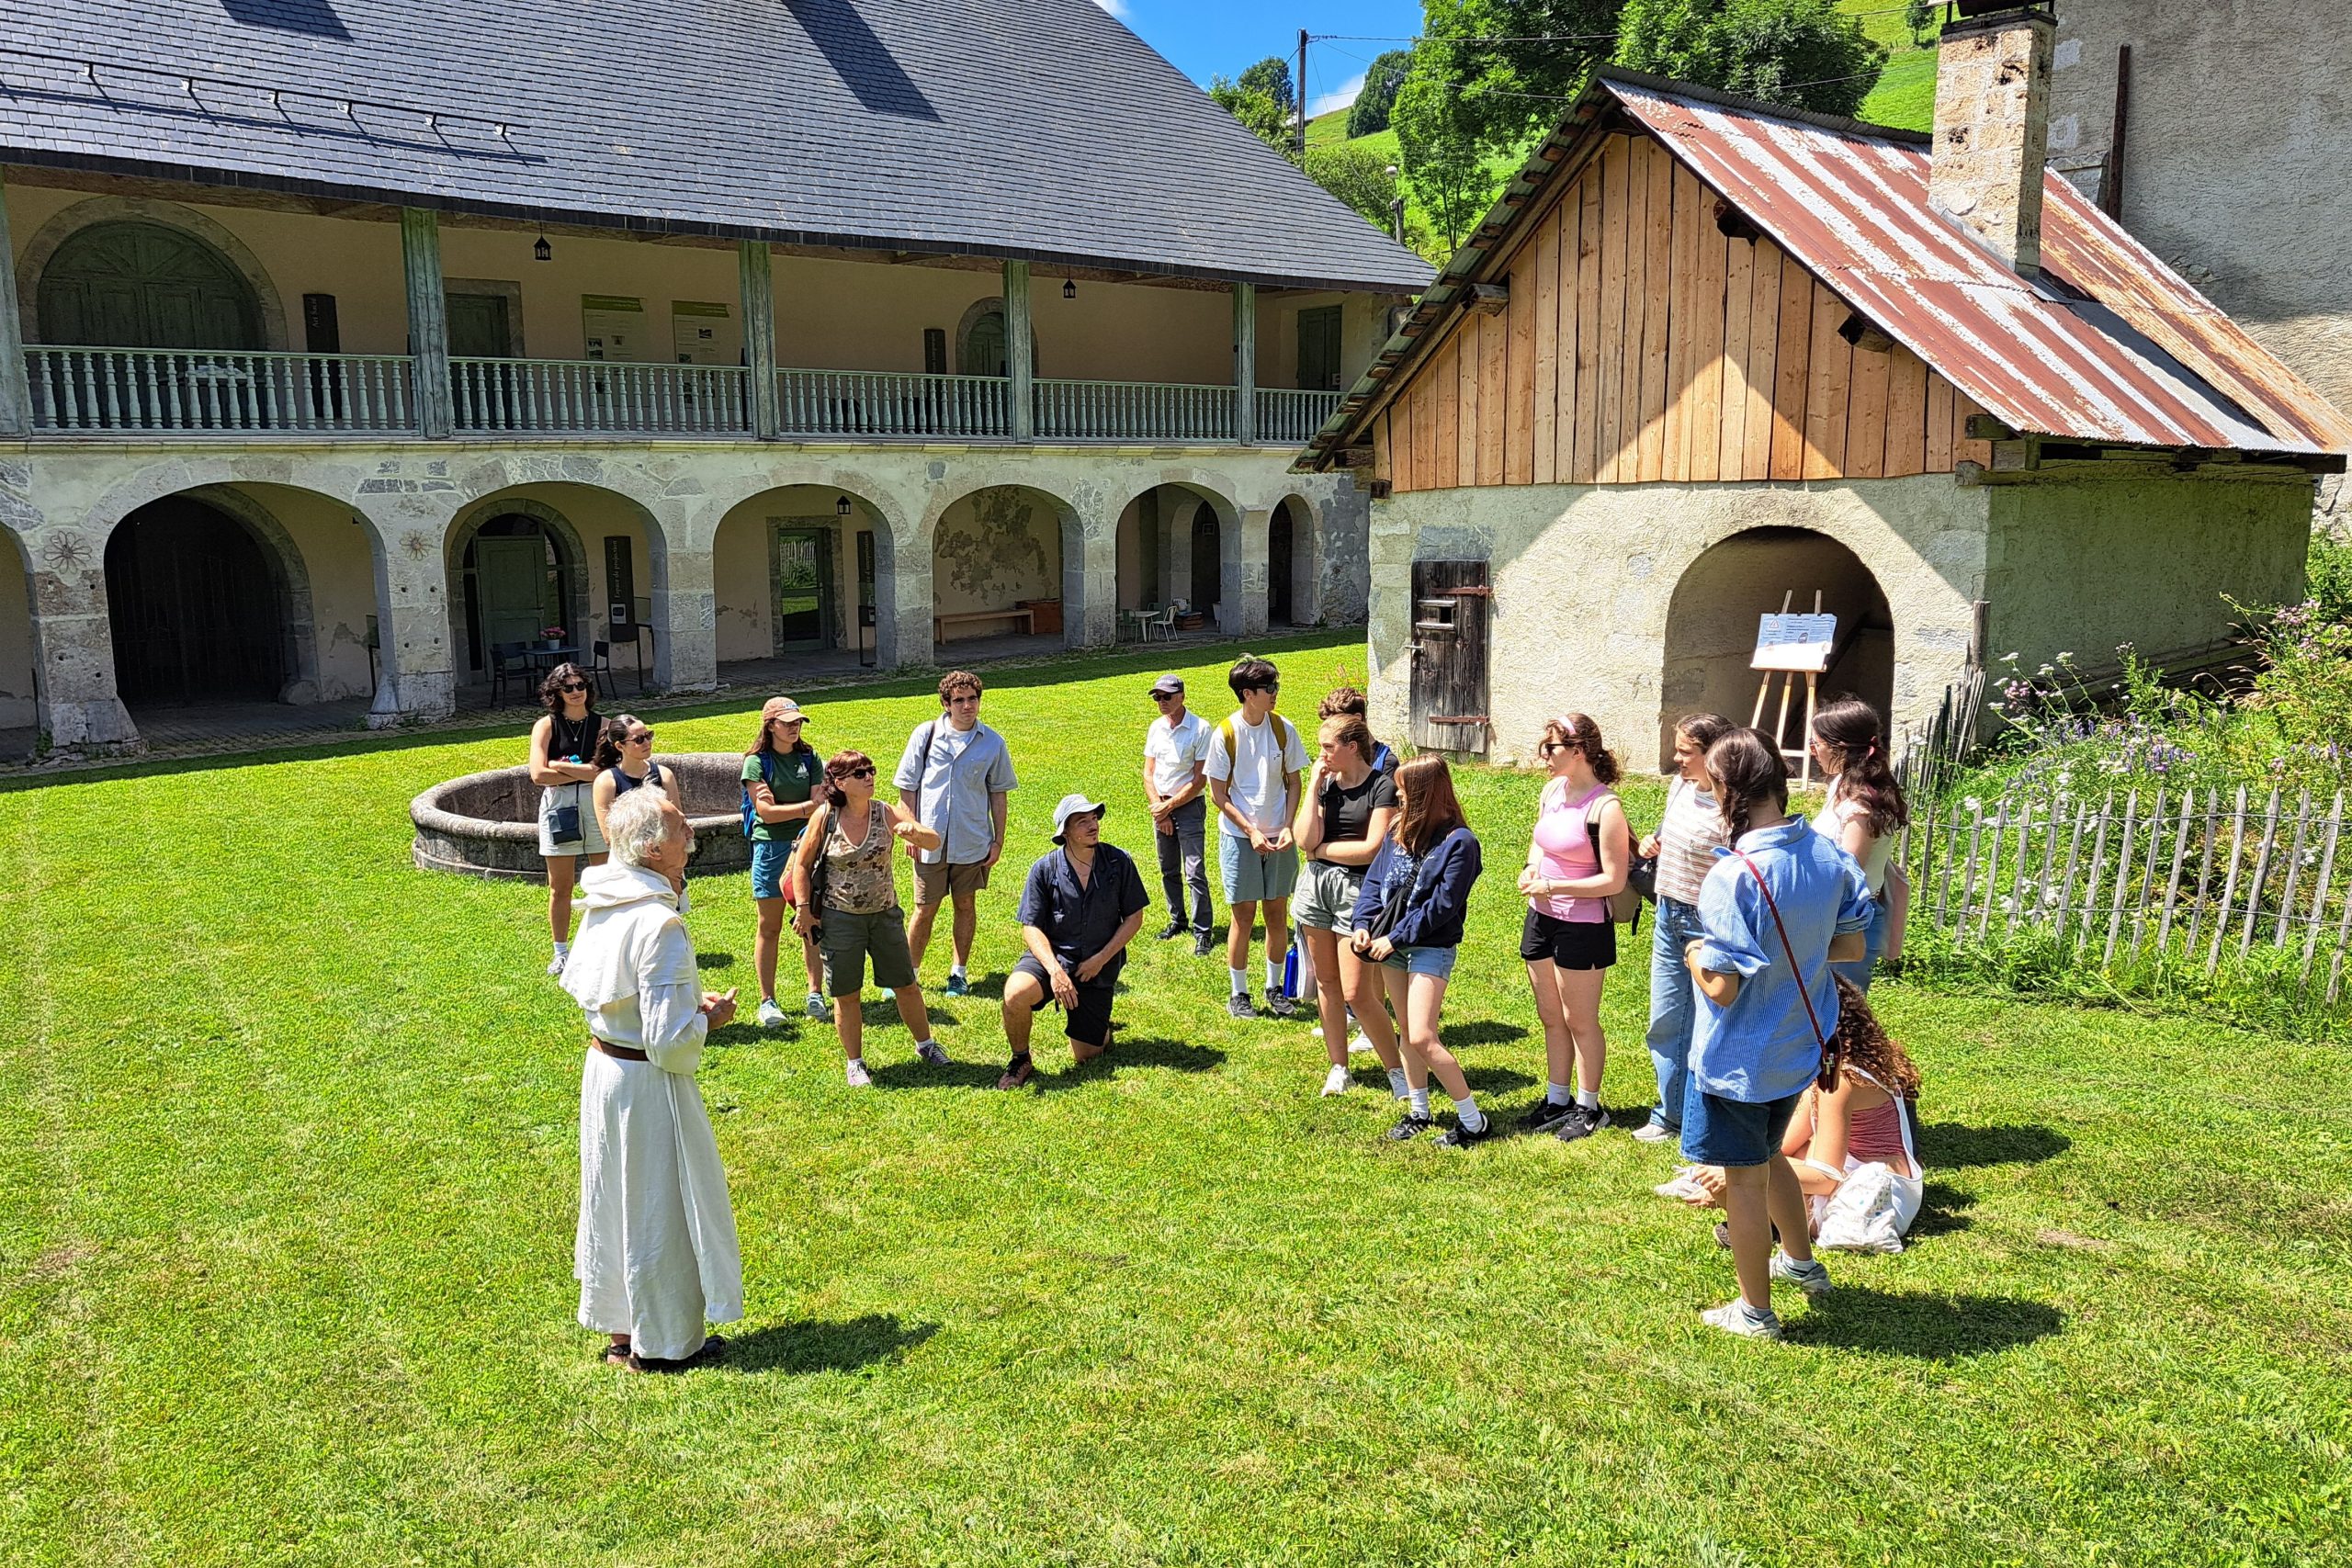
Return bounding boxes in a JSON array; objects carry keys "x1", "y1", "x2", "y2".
[
  {"x1": 104, "y1": 499, "x2": 286, "y2": 704},
  {"x1": 772, "y1": 527, "x2": 835, "y2": 652},
  {"x1": 447, "y1": 293, "x2": 513, "y2": 358},
  {"x1": 1296, "y1": 306, "x2": 1342, "y2": 391},
  {"x1": 1408, "y1": 560, "x2": 1491, "y2": 755},
  {"x1": 37, "y1": 221, "x2": 262, "y2": 349},
  {"x1": 477, "y1": 536, "x2": 549, "y2": 651}
]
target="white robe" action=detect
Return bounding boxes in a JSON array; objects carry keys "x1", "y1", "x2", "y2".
[{"x1": 561, "y1": 863, "x2": 742, "y2": 1359}]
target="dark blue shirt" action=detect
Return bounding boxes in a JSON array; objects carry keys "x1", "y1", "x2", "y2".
[{"x1": 1017, "y1": 841, "x2": 1150, "y2": 976}]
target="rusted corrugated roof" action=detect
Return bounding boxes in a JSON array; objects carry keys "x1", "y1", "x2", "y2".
[{"x1": 1297, "y1": 69, "x2": 2351, "y2": 471}]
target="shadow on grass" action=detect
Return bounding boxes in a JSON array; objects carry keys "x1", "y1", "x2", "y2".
[
  {"x1": 1441, "y1": 1020, "x2": 1531, "y2": 1048},
  {"x1": 866, "y1": 1055, "x2": 1004, "y2": 1090},
  {"x1": 1032, "y1": 1034, "x2": 1226, "y2": 1092},
  {"x1": 727, "y1": 1314, "x2": 938, "y2": 1375},
  {"x1": 1910, "y1": 1180, "x2": 1977, "y2": 1236},
  {"x1": 1786, "y1": 1287, "x2": 2063, "y2": 1359},
  {"x1": 1458, "y1": 1064, "x2": 1537, "y2": 1095},
  {"x1": 695, "y1": 951, "x2": 735, "y2": 970},
  {"x1": 1917, "y1": 1122, "x2": 2071, "y2": 1168}
]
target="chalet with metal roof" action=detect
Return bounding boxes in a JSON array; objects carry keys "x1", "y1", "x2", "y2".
[
  {"x1": 1295, "y1": 6, "x2": 2347, "y2": 771},
  {"x1": 0, "y1": 0, "x2": 1430, "y2": 756}
]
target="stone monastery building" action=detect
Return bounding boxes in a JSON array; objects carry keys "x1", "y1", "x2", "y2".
[
  {"x1": 1297, "y1": 4, "x2": 2351, "y2": 770},
  {"x1": 0, "y1": 0, "x2": 1430, "y2": 754}
]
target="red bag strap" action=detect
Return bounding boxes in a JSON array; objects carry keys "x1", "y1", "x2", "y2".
[{"x1": 1730, "y1": 848, "x2": 1840, "y2": 1089}]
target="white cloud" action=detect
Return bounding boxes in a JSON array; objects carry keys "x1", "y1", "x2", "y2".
[
  {"x1": 1093, "y1": 0, "x2": 1133, "y2": 18},
  {"x1": 1307, "y1": 72, "x2": 1365, "y2": 119}
]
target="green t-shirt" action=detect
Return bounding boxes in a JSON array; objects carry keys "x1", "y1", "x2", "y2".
[{"x1": 742, "y1": 749, "x2": 822, "y2": 843}]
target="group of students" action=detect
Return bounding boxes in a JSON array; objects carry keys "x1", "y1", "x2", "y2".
[{"x1": 531, "y1": 650, "x2": 1928, "y2": 1350}]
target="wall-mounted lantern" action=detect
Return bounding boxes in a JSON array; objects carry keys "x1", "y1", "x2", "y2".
[
  {"x1": 1063, "y1": 278, "x2": 1078, "y2": 300},
  {"x1": 836, "y1": 495, "x2": 853, "y2": 517},
  {"x1": 533, "y1": 235, "x2": 552, "y2": 262}
]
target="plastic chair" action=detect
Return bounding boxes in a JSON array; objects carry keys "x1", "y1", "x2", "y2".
[{"x1": 1148, "y1": 604, "x2": 1180, "y2": 642}]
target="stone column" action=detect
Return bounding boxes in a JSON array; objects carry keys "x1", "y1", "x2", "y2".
[
  {"x1": 359, "y1": 500, "x2": 458, "y2": 728},
  {"x1": 1232, "y1": 282, "x2": 1257, "y2": 446},
  {"x1": 1003, "y1": 259, "x2": 1035, "y2": 442},
  {"x1": 401, "y1": 208, "x2": 454, "y2": 439},
  {"x1": 0, "y1": 171, "x2": 28, "y2": 439},
  {"x1": 739, "y1": 241, "x2": 780, "y2": 440},
  {"x1": 874, "y1": 527, "x2": 933, "y2": 671},
  {"x1": 1155, "y1": 491, "x2": 1189, "y2": 609},
  {"x1": 1222, "y1": 506, "x2": 1272, "y2": 637},
  {"x1": 20, "y1": 526, "x2": 140, "y2": 753},
  {"x1": 650, "y1": 544, "x2": 718, "y2": 694},
  {"x1": 1061, "y1": 511, "x2": 1119, "y2": 650}
]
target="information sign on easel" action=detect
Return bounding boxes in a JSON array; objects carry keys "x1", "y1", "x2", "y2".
[{"x1": 1749, "y1": 591, "x2": 1837, "y2": 783}]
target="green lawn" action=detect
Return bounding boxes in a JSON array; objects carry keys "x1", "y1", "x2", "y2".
[{"x1": 5, "y1": 632, "x2": 2348, "y2": 1565}]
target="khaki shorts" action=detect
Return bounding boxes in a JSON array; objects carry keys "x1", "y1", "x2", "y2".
[{"x1": 912, "y1": 858, "x2": 991, "y2": 906}]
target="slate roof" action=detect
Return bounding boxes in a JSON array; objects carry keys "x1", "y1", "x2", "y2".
[
  {"x1": 1300, "y1": 69, "x2": 2350, "y2": 470},
  {"x1": 0, "y1": 0, "x2": 1432, "y2": 295}
]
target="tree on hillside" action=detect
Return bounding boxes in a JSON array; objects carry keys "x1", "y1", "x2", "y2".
[
  {"x1": 1615, "y1": 0, "x2": 1888, "y2": 118},
  {"x1": 1905, "y1": 0, "x2": 1937, "y2": 47},
  {"x1": 1238, "y1": 56, "x2": 1296, "y2": 115},
  {"x1": 1305, "y1": 142, "x2": 1403, "y2": 231},
  {"x1": 1211, "y1": 75, "x2": 1294, "y2": 153},
  {"x1": 1392, "y1": 68, "x2": 1498, "y2": 254},
  {"x1": 1346, "y1": 49, "x2": 1417, "y2": 138}
]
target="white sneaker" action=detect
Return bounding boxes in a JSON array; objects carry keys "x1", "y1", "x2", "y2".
[
  {"x1": 1702, "y1": 1300, "x2": 1783, "y2": 1340},
  {"x1": 756, "y1": 998, "x2": 786, "y2": 1029},
  {"x1": 915, "y1": 1040, "x2": 950, "y2": 1066},
  {"x1": 1770, "y1": 1250, "x2": 1834, "y2": 1295},
  {"x1": 1653, "y1": 1167, "x2": 1713, "y2": 1202},
  {"x1": 805, "y1": 991, "x2": 830, "y2": 1021},
  {"x1": 1346, "y1": 1031, "x2": 1372, "y2": 1055},
  {"x1": 1631, "y1": 1121, "x2": 1673, "y2": 1145},
  {"x1": 1321, "y1": 1064, "x2": 1351, "y2": 1097},
  {"x1": 547, "y1": 951, "x2": 569, "y2": 977},
  {"x1": 844, "y1": 1058, "x2": 872, "y2": 1088}
]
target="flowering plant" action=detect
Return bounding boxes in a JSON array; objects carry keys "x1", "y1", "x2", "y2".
[{"x1": 541, "y1": 626, "x2": 568, "y2": 641}]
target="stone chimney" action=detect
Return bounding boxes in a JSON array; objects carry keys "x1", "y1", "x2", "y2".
[{"x1": 1928, "y1": 2, "x2": 2057, "y2": 276}]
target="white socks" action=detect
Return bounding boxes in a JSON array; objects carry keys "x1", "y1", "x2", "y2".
[
  {"x1": 1386, "y1": 1066, "x2": 1411, "y2": 1100},
  {"x1": 1408, "y1": 1087, "x2": 1431, "y2": 1118},
  {"x1": 552, "y1": 941, "x2": 570, "y2": 958},
  {"x1": 1576, "y1": 1089, "x2": 1600, "y2": 1111},
  {"x1": 1546, "y1": 1081, "x2": 1574, "y2": 1106},
  {"x1": 1452, "y1": 1096, "x2": 1487, "y2": 1133},
  {"x1": 1264, "y1": 957, "x2": 1283, "y2": 992},
  {"x1": 1229, "y1": 966, "x2": 1249, "y2": 996},
  {"x1": 950, "y1": 964, "x2": 967, "y2": 982}
]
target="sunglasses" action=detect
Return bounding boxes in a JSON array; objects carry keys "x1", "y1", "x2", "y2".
[
  {"x1": 839, "y1": 765, "x2": 877, "y2": 781},
  {"x1": 1153, "y1": 691, "x2": 1180, "y2": 702},
  {"x1": 559, "y1": 681, "x2": 587, "y2": 693},
  {"x1": 628, "y1": 731, "x2": 653, "y2": 746}
]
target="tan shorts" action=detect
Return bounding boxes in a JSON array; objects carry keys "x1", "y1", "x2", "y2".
[{"x1": 912, "y1": 857, "x2": 991, "y2": 906}]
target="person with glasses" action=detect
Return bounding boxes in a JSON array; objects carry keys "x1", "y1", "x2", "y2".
[
  {"x1": 742, "y1": 697, "x2": 828, "y2": 1028},
  {"x1": 1140, "y1": 672, "x2": 1216, "y2": 957},
  {"x1": 792, "y1": 750, "x2": 947, "y2": 1088},
  {"x1": 1205, "y1": 656, "x2": 1309, "y2": 1019},
  {"x1": 530, "y1": 662, "x2": 605, "y2": 976},
  {"x1": 893, "y1": 671, "x2": 1017, "y2": 996},
  {"x1": 1516, "y1": 713, "x2": 1632, "y2": 1143},
  {"x1": 591, "y1": 715, "x2": 690, "y2": 912}
]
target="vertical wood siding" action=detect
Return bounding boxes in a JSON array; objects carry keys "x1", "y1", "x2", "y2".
[{"x1": 1377, "y1": 131, "x2": 1986, "y2": 493}]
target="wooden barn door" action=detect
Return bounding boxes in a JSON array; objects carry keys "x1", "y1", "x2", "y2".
[{"x1": 1408, "y1": 560, "x2": 1491, "y2": 755}]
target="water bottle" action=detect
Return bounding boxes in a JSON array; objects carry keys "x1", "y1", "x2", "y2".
[{"x1": 1281, "y1": 935, "x2": 1300, "y2": 999}]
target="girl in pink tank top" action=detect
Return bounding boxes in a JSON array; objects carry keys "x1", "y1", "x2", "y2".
[{"x1": 1516, "y1": 713, "x2": 1631, "y2": 1145}]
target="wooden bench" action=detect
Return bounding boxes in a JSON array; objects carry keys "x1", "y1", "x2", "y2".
[{"x1": 933, "y1": 607, "x2": 1035, "y2": 643}]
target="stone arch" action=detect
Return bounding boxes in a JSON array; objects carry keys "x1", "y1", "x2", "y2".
[
  {"x1": 708, "y1": 482, "x2": 900, "y2": 665},
  {"x1": 1660, "y1": 525, "x2": 1896, "y2": 771},
  {"x1": 925, "y1": 480, "x2": 1081, "y2": 652},
  {"x1": 101, "y1": 487, "x2": 313, "y2": 705},
  {"x1": 0, "y1": 525, "x2": 36, "y2": 737},
  {"x1": 954, "y1": 296, "x2": 1037, "y2": 378},
  {"x1": 1268, "y1": 492, "x2": 1324, "y2": 628},
  {"x1": 444, "y1": 493, "x2": 596, "y2": 682},
  {"x1": 17, "y1": 196, "x2": 290, "y2": 349}
]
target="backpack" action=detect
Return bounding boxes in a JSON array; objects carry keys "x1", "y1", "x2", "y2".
[
  {"x1": 741, "y1": 750, "x2": 775, "y2": 838},
  {"x1": 1216, "y1": 713, "x2": 1301, "y2": 783},
  {"x1": 1579, "y1": 788, "x2": 1644, "y2": 931}
]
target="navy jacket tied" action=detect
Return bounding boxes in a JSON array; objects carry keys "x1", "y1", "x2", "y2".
[{"x1": 1350, "y1": 827, "x2": 1483, "y2": 951}]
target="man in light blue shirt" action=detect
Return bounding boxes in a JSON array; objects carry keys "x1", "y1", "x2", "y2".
[{"x1": 894, "y1": 670, "x2": 1018, "y2": 995}]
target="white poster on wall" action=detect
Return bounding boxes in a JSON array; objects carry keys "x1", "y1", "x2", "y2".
[
  {"x1": 582, "y1": 295, "x2": 646, "y2": 362},
  {"x1": 1751, "y1": 612, "x2": 1838, "y2": 672},
  {"x1": 671, "y1": 300, "x2": 736, "y2": 366}
]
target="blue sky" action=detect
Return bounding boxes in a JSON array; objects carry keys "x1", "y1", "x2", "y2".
[{"x1": 1093, "y1": 0, "x2": 1428, "y2": 116}]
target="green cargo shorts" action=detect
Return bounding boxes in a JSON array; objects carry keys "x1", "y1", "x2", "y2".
[{"x1": 819, "y1": 906, "x2": 916, "y2": 997}]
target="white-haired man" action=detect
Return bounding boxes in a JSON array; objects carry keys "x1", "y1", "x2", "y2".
[{"x1": 561, "y1": 787, "x2": 742, "y2": 1372}]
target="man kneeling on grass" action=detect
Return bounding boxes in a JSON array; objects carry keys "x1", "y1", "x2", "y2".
[
  {"x1": 562, "y1": 787, "x2": 742, "y2": 1372},
  {"x1": 999, "y1": 794, "x2": 1149, "y2": 1089}
]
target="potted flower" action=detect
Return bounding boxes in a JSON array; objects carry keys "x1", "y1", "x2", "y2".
[{"x1": 539, "y1": 625, "x2": 568, "y2": 652}]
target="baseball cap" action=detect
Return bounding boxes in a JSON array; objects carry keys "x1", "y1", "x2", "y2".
[
  {"x1": 1148, "y1": 673, "x2": 1184, "y2": 697},
  {"x1": 760, "y1": 696, "x2": 810, "y2": 726}
]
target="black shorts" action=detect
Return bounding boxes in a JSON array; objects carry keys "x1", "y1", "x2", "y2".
[
  {"x1": 1012, "y1": 953, "x2": 1117, "y2": 1045},
  {"x1": 1520, "y1": 908, "x2": 1617, "y2": 970}
]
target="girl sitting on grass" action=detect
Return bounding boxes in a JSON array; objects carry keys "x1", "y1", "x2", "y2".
[
  {"x1": 1682, "y1": 728, "x2": 1871, "y2": 1339},
  {"x1": 1349, "y1": 756, "x2": 1490, "y2": 1148}
]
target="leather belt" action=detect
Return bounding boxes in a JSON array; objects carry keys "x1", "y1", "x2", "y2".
[{"x1": 591, "y1": 1038, "x2": 650, "y2": 1062}]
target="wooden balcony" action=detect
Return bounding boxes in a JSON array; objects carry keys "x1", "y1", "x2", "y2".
[{"x1": 17, "y1": 347, "x2": 1340, "y2": 447}]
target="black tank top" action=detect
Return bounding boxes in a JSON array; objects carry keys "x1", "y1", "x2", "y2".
[{"x1": 606, "y1": 762, "x2": 667, "y2": 797}]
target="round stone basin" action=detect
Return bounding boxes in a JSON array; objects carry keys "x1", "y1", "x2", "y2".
[{"x1": 412, "y1": 753, "x2": 752, "y2": 882}]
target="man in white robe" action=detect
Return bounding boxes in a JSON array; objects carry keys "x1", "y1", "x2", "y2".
[{"x1": 562, "y1": 788, "x2": 743, "y2": 1371}]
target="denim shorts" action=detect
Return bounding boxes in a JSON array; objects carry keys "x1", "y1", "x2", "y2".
[
  {"x1": 750, "y1": 837, "x2": 798, "y2": 902},
  {"x1": 1681, "y1": 1088, "x2": 1805, "y2": 1168},
  {"x1": 1218, "y1": 833, "x2": 1300, "y2": 904},
  {"x1": 1380, "y1": 943, "x2": 1457, "y2": 979}
]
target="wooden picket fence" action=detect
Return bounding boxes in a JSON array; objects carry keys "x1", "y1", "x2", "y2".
[{"x1": 1899, "y1": 784, "x2": 2352, "y2": 1004}]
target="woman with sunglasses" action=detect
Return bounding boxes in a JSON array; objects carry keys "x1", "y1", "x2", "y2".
[
  {"x1": 591, "y1": 715, "x2": 690, "y2": 911},
  {"x1": 791, "y1": 750, "x2": 946, "y2": 1088},
  {"x1": 531, "y1": 662, "x2": 605, "y2": 976},
  {"x1": 1516, "y1": 713, "x2": 1630, "y2": 1143}
]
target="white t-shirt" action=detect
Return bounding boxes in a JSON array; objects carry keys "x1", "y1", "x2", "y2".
[
  {"x1": 1819, "y1": 776, "x2": 1895, "y2": 893},
  {"x1": 1204, "y1": 710, "x2": 1310, "y2": 838},
  {"x1": 1144, "y1": 710, "x2": 1211, "y2": 796}
]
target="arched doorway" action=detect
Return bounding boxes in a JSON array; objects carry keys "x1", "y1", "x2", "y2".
[
  {"x1": 1190, "y1": 510, "x2": 1222, "y2": 626},
  {"x1": 105, "y1": 497, "x2": 291, "y2": 704},
  {"x1": 38, "y1": 221, "x2": 263, "y2": 349},
  {"x1": 1269, "y1": 505, "x2": 1295, "y2": 626},
  {"x1": 930, "y1": 485, "x2": 1069, "y2": 652},
  {"x1": 956, "y1": 297, "x2": 1038, "y2": 378},
  {"x1": 1271, "y1": 496, "x2": 1321, "y2": 627},
  {"x1": 1660, "y1": 527, "x2": 1895, "y2": 770},
  {"x1": 454, "y1": 510, "x2": 587, "y2": 679}
]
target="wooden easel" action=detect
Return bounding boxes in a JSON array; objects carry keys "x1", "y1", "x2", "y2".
[{"x1": 1750, "y1": 590, "x2": 1826, "y2": 785}]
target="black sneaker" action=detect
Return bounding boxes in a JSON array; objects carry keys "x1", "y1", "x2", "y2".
[
  {"x1": 1552, "y1": 1104, "x2": 1611, "y2": 1143},
  {"x1": 1193, "y1": 931, "x2": 1216, "y2": 957},
  {"x1": 1436, "y1": 1115, "x2": 1496, "y2": 1148},
  {"x1": 1520, "y1": 1098, "x2": 1575, "y2": 1133},
  {"x1": 1385, "y1": 1112, "x2": 1433, "y2": 1142},
  {"x1": 1156, "y1": 919, "x2": 1188, "y2": 942},
  {"x1": 996, "y1": 1054, "x2": 1035, "y2": 1091},
  {"x1": 1227, "y1": 992, "x2": 1257, "y2": 1020},
  {"x1": 1266, "y1": 992, "x2": 1298, "y2": 1019}
]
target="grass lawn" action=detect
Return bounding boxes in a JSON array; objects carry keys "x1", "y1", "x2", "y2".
[{"x1": 5, "y1": 631, "x2": 2348, "y2": 1565}]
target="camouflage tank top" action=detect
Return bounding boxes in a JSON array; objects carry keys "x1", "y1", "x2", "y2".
[{"x1": 820, "y1": 798, "x2": 898, "y2": 915}]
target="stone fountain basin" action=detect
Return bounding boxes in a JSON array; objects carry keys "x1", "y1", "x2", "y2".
[{"x1": 412, "y1": 752, "x2": 752, "y2": 882}]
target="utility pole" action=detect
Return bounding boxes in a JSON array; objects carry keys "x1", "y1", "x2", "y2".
[{"x1": 1294, "y1": 28, "x2": 1308, "y2": 157}]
